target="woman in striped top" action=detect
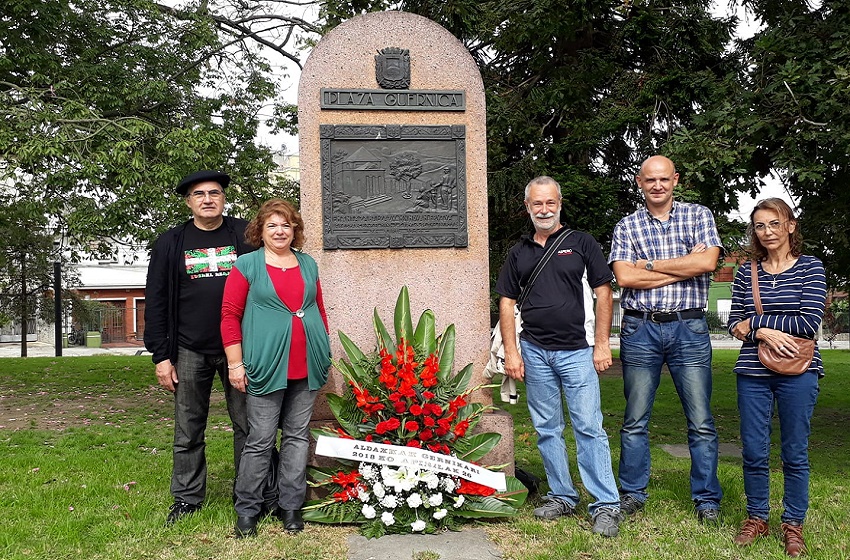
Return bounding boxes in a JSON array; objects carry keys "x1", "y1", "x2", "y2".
[{"x1": 728, "y1": 198, "x2": 826, "y2": 557}]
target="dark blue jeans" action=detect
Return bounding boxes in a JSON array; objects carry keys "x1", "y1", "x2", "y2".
[
  {"x1": 618, "y1": 315, "x2": 722, "y2": 510},
  {"x1": 171, "y1": 346, "x2": 248, "y2": 505},
  {"x1": 234, "y1": 379, "x2": 317, "y2": 517},
  {"x1": 737, "y1": 373, "x2": 819, "y2": 523}
]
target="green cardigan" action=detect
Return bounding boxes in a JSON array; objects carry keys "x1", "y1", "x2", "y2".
[{"x1": 235, "y1": 248, "x2": 331, "y2": 395}]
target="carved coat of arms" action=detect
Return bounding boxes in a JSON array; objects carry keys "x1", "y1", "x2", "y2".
[{"x1": 375, "y1": 47, "x2": 410, "y2": 89}]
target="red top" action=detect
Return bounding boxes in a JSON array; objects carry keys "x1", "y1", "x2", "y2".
[{"x1": 221, "y1": 265, "x2": 328, "y2": 380}]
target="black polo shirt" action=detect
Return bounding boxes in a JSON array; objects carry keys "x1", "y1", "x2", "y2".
[{"x1": 495, "y1": 226, "x2": 613, "y2": 350}]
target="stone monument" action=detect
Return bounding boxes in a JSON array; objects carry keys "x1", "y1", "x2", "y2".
[{"x1": 299, "y1": 11, "x2": 513, "y2": 471}]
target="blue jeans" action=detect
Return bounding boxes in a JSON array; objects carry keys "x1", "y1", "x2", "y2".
[
  {"x1": 520, "y1": 339, "x2": 620, "y2": 515},
  {"x1": 172, "y1": 346, "x2": 248, "y2": 505},
  {"x1": 618, "y1": 315, "x2": 722, "y2": 510},
  {"x1": 737, "y1": 373, "x2": 818, "y2": 523},
  {"x1": 234, "y1": 379, "x2": 317, "y2": 516}
]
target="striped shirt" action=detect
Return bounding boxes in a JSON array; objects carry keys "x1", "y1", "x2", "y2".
[
  {"x1": 728, "y1": 255, "x2": 826, "y2": 377},
  {"x1": 608, "y1": 201, "x2": 722, "y2": 311}
]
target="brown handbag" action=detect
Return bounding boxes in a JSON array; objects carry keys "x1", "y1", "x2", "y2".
[{"x1": 750, "y1": 261, "x2": 815, "y2": 375}]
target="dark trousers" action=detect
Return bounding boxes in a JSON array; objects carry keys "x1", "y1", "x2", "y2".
[{"x1": 171, "y1": 346, "x2": 249, "y2": 505}]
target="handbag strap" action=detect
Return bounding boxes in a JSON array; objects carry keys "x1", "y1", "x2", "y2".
[
  {"x1": 750, "y1": 260, "x2": 764, "y2": 315},
  {"x1": 517, "y1": 229, "x2": 573, "y2": 308}
]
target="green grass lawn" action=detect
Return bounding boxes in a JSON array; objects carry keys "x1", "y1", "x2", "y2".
[{"x1": 1, "y1": 351, "x2": 848, "y2": 559}]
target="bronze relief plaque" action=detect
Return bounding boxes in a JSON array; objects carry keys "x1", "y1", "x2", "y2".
[{"x1": 321, "y1": 124, "x2": 468, "y2": 249}]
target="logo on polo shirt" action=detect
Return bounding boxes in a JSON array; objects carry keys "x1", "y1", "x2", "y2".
[{"x1": 557, "y1": 249, "x2": 573, "y2": 255}]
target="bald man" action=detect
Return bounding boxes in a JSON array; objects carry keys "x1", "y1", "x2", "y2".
[{"x1": 608, "y1": 156, "x2": 724, "y2": 524}]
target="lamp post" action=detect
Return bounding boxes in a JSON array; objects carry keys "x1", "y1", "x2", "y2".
[{"x1": 53, "y1": 240, "x2": 62, "y2": 357}]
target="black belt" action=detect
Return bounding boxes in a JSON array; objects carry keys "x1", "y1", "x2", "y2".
[{"x1": 624, "y1": 308, "x2": 705, "y2": 323}]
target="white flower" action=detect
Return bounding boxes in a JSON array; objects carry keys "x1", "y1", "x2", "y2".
[
  {"x1": 362, "y1": 504, "x2": 376, "y2": 519},
  {"x1": 384, "y1": 466, "x2": 417, "y2": 493},
  {"x1": 428, "y1": 493, "x2": 443, "y2": 507},
  {"x1": 406, "y1": 493, "x2": 423, "y2": 508},
  {"x1": 433, "y1": 508, "x2": 448, "y2": 520},
  {"x1": 357, "y1": 489, "x2": 371, "y2": 502},
  {"x1": 381, "y1": 511, "x2": 395, "y2": 526},
  {"x1": 421, "y1": 471, "x2": 440, "y2": 490},
  {"x1": 380, "y1": 465, "x2": 394, "y2": 480},
  {"x1": 380, "y1": 494, "x2": 398, "y2": 508},
  {"x1": 411, "y1": 519, "x2": 426, "y2": 532},
  {"x1": 373, "y1": 482, "x2": 386, "y2": 498},
  {"x1": 360, "y1": 463, "x2": 377, "y2": 481},
  {"x1": 441, "y1": 478, "x2": 457, "y2": 492},
  {"x1": 453, "y1": 495, "x2": 465, "y2": 508}
]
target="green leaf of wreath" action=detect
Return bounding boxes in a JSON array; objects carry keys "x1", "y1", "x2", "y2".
[
  {"x1": 413, "y1": 308, "x2": 436, "y2": 355},
  {"x1": 373, "y1": 307, "x2": 394, "y2": 351},
  {"x1": 394, "y1": 286, "x2": 414, "y2": 346},
  {"x1": 454, "y1": 432, "x2": 501, "y2": 462},
  {"x1": 436, "y1": 324, "x2": 456, "y2": 382}
]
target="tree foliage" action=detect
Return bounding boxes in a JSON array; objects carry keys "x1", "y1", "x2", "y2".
[
  {"x1": 0, "y1": 0, "x2": 316, "y2": 254},
  {"x1": 0, "y1": 195, "x2": 57, "y2": 356},
  {"x1": 734, "y1": 0, "x2": 850, "y2": 288}
]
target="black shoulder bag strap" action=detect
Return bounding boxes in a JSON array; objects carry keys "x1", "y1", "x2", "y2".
[{"x1": 516, "y1": 229, "x2": 573, "y2": 310}]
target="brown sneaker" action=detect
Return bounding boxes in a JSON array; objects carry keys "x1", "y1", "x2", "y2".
[
  {"x1": 781, "y1": 522, "x2": 806, "y2": 557},
  {"x1": 734, "y1": 517, "x2": 769, "y2": 546}
]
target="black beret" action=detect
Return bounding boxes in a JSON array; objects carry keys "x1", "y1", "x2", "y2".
[{"x1": 175, "y1": 170, "x2": 231, "y2": 196}]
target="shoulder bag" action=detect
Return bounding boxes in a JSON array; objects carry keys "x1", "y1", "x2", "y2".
[{"x1": 750, "y1": 260, "x2": 815, "y2": 375}]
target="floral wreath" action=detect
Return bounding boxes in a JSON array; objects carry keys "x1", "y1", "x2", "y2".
[{"x1": 303, "y1": 287, "x2": 527, "y2": 537}]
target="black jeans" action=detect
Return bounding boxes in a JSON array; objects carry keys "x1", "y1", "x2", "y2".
[{"x1": 171, "y1": 346, "x2": 249, "y2": 505}]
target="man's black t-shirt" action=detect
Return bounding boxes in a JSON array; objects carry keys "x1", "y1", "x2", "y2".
[
  {"x1": 177, "y1": 222, "x2": 239, "y2": 354},
  {"x1": 495, "y1": 226, "x2": 613, "y2": 350}
]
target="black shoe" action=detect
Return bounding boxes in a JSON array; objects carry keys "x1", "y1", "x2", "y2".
[
  {"x1": 281, "y1": 509, "x2": 304, "y2": 532},
  {"x1": 697, "y1": 507, "x2": 720, "y2": 525},
  {"x1": 165, "y1": 501, "x2": 201, "y2": 526},
  {"x1": 235, "y1": 515, "x2": 259, "y2": 538},
  {"x1": 619, "y1": 494, "x2": 645, "y2": 516}
]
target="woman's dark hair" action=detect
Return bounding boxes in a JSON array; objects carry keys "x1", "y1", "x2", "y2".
[
  {"x1": 244, "y1": 199, "x2": 305, "y2": 249},
  {"x1": 747, "y1": 197, "x2": 802, "y2": 261}
]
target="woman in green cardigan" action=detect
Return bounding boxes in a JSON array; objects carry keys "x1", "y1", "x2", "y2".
[{"x1": 221, "y1": 199, "x2": 331, "y2": 537}]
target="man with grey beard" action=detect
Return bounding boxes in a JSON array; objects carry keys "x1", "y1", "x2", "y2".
[{"x1": 495, "y1": 176, "x2": 623, "y2": 537}]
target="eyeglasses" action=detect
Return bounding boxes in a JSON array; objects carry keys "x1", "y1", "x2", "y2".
[
  {"x1": 753, "y1": 220, "x2": 787, "y2": 233},
  {"x1": 189, "y1": 189, "x2": 223, "y2": 201}
]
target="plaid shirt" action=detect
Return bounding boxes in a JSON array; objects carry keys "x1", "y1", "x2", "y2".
[{"x1": 608, "y1": 201, "x2": 722, "y2": 312}]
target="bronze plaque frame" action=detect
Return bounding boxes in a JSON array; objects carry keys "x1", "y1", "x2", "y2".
[{"x1": 321, "y1": 124, "x2": 468, "y2": 249}]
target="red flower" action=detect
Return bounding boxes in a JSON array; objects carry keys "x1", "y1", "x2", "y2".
[
  {"x1": 457, "y1": 479, "x2": 496, "y2": 496},
  {"x1": 453, "y1": 420, "x2": 470, "y2": 438},
  {"x1": 333, "y1": 490, "x2": 353, "y2": 502},
  {"x1": 405, "y1": 420, "x2": 420, "y2": 432},
  {"x1": 336, "y1": 428, "x2": 354, "y2": 439},
  {"x1": 422, "y1": 391, "x2": 435, "y2": 400},
  {"x1": 376, "y1": 417, "x2": 400, "y2": 434},
  {"x1": 449, "y1": 395, "x2": 467, "y2": 413},
  {"x1": 423, "y1": 416, "x2": 435, "y2": 427},
  {"x1": 435, "y1": 426, "x2": 449, "y2": 437},
  {"x1": 409, "y1": 404, "x2": 423, "y2": 416},
  {"x1": 419, "y1": 429, "x2": 433, "y2": 441},
  {"x1": 393, "y1": 401, "x2": 406, "y2": 414},
  {"x1": 406, "y1": 439, "x2": 422, "y2": 448},
  {"x1": 331, "y1": 470, "x2": 360, "y2": 486},
  {"x1": 426, "y1": 403, "x2": 443, "y2": 416}
]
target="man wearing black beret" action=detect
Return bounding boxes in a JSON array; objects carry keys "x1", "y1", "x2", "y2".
[{"x1": 144, "y1": 170, "x2": 256, "y2": 525}]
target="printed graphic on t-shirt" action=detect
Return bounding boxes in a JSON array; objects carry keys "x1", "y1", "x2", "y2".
[{"x1": 184, "y1": 246, "x2": 237, "y2": 279}]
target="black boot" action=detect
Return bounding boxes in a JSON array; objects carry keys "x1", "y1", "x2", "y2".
[
  {"x1": 280, "y1": 509, "x2": 304, "y2": 532},
  {"x1": 235, "y1": 515, "x2": 259, "y2": 538}
]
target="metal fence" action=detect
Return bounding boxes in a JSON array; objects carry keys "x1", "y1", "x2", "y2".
[{"x1": 63, "y1": 306, "x2": 129, "y2": 346}]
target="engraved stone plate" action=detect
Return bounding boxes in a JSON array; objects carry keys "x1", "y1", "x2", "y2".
[{"x1": 321, "y1": 124, "x2": 468, "y2": 249}]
